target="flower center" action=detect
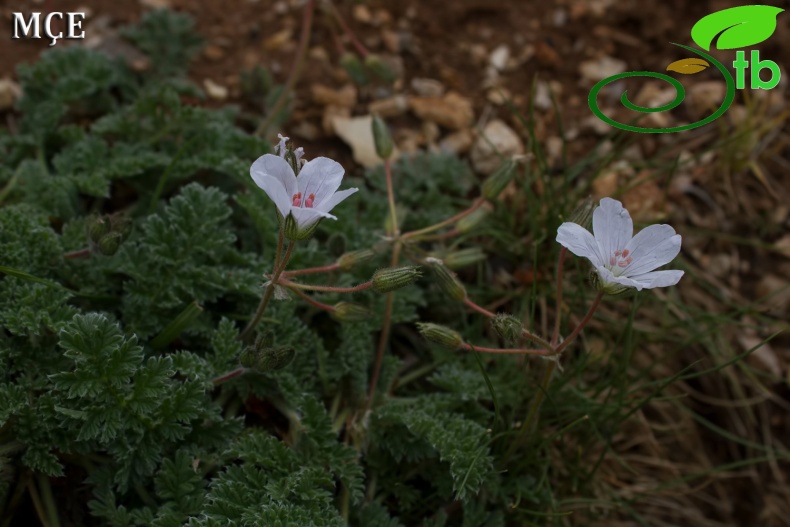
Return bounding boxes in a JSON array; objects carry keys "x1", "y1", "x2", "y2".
[
  {"x1": 292, "y1": 192, "x2": 315, "y2": 208},
  {"x1": 608, "y1": 249, "x2": 633, "y2": 275}
]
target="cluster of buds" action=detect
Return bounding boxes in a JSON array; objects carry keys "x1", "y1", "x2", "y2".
[
  {"x1": 239, "y1": 332, "x2": 295, "y2": 371},
  {"x1": 87, "y1": 215, "x2": 133, "y2": 256}
]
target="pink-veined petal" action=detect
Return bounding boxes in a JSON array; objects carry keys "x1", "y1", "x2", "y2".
[
  {"x1": 622, "y1": 225, "x2": 681, "y2": 276},
  {"x1": 556, "y1": 222, "x2": 604, "y2": 266},
  {"x1": 592, "y1": 198, "x2": 633, "y2": 262},
  {"x1": 297, "y1": 157, "x2": 345, "y2": 206},
  {"x1": 250, "y1": 154, "x2": 297, "y2": 198},
  {"x1": 252, "y1": 175, "x2": 292, "y2": 218},
  {"x1": 596, "y1": 265, "x2": 644, "y2": 291},
  {"x1": 628, "y1": 269, "x2": 684, "y2": 289},
  {"x1": 316, "y1": 187, "x2": 358, "y2": 215}
]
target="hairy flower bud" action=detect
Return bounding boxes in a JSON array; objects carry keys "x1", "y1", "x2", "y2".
[
  {"x1": 88, "y1": 216, "x2": 111, "y2": 244},
  {"x1": 441, "y1": 248, "x2": 487, "y2": 270},
  {"x1": 257, "y1": 346, "x2": 296, "y2": 371},
  {"x1": 371, "y1": 114, "x2": 394, "y2": 160},
  {"x1": 97, "y1": 232, "x2": 123, "y2": 256},
  {"x1": 331, "y1": 302, "x2": 370, "y2": 322},
  {"x1": 425, "y1": 257, "x2": 466, "y2": 301},
  {"x1": 456, "y1": 205, "x2": 491, "y2": 233},
  {"x1": 336, "y1": 249, "x2": 375, "y2": 271},
  {"x1": 112, "y1": 216, "x2": 133, "y2": 242},
  {"x1": 416, "y1": 323, "x2": 463, "y2": 350},
  {"x1": 491, "y1": 313, "x2": 524, "y2": 346},
  {"x1": 372, "y1": 266, "x2": 422, "y2": 293},
  {"x1": 568, "y1": 196, "x2": 594, "y2": 231},
  {"x1": 481, "y1": 159, "x2": 516, "y2": 200}
]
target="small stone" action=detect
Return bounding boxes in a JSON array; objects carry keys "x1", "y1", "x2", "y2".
[
  {"x1": 533, "y1": 81, "x2": 552, "y2": 110},
  {"x1": 486, "y1": 87, "x2": 512, "y2": 105},
  {"x1": 204, "y1": 44, "x2": 225, "y2": 61},
  {"x1": 372, "y1": 8, "x2": 393, "y2": 26},
  {"x1": 756, "y1": 274, "x2": 790, "y2": 315},
  {"x1": 332, "y1": 114, "x2": 399, "y2": 168},
  {"x1": 311, "y1": 83, "x2": 357, "y2": 108},
  {"x1": 352, "y1": 4, "x2": 373, "y2": 24},
  {"x1": 140, "y1": 0, "x2": 170, "y2": 8},
  {"x1": 621, "y1": 170, "x2": 667, "y2": 222},
  {"x1": 322, "y1": 105, "x2": 351, "y2": 135},
  {"x1": 411, "y1": 77, "x2": 445, "y2": 97},
  {"x1": 203, "y1": 79, "x2": 228, "y2": 101},
  {"x1": 368, "y1": 95, "x2": 409, "y2": 117},
  {"x1": 422, "y1": 121, "x2": 441, "y2": 146},
  {"x1": 264, "y1": 28, "x2": 293, "y2": 50},
  {"x1": 534, "y1": 40, "x2": 561, "y2": 67},
  {"x1": 308, "y1": 46, "x2": 330, "y2": 62},
  {"x1": 470, "y1": 119, "x2": 525, "y2": 175},
  {"x1": 545, "y1": 136, "x2": 563, "y2": 166},
  {"x1": 687, "y1": 81, "x2": 726, "y2": 118},
  {"x1": 580, "y1": 55, "x2": 627, "y2": 82},
  {"x1": 592, "y1": 160, "x2": 632, "y2": 198},
  {"x1": 489, "y1": 44, "x2": 510, "y2": 72},
  {"x1": 291, "y1": 121, "x2": 321, "y2": 141},
  {"x1": 0, "y1": 78, "x2": 21, "y2": 111},
  {"x1": 410, "y1": 91, "x2": 474, "y2": 130},
  {"x1": 439, "y1": 129, "x2": 474, "y2": 155}
]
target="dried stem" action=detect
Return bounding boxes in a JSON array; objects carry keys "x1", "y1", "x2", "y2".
[
  {"x1": 401, "y1": 198, "x2": 486, "y2": 240},
  {"x1": 461, "y1": 343, "x2": 550, "y2": 356},
  {"x1": 280, "y1": 278, "x2": 372, "y2": 294},
  {"x1": 325, "y1": 1, "x2": 370, "y2": 58}
]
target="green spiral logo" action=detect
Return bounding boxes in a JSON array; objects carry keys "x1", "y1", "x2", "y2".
[{"x1": 588, "y1": 43, "x2": 736, "y2": 134}]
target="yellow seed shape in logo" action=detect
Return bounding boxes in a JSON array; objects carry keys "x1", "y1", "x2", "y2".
[{"x1": 666, "y1": 58, "x2": 710, "y2": 74}]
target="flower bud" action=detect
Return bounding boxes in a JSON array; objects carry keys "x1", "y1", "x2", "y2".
[
  {"x1": 340, "y1": 52, "x2": 368, "y2": 85},
  {"x1": 112, "y1": 216, "x2": 133, "y2": 242},
  {"x1": 568, "y1": 196, "x2": 594, "y2": 231},
  {"x1": 364, "y1": 54, "x2": 396, "y2": 84},
  {"x1": 589, "y1": 269, "x2": 631, "y2": 297},
  {"x1": 441, "y1": 248, "x2": 486, "y2": 270},
  {"x1": 283, "y1": 212, "x2": 321, "y2": 241},
  {"x1": 239, "y1": 346, "x2": 258, "y2": 368},
  {"x1": 371, "y1": 114, "x2": 394, "y2": 160},
  {"x1": 88, "y1": 216, "x2": 111, "y2": 244},
  {"x1": 336, "y1": 249, "x2": 375, "y2": 271},
  {"x1": 257, "y1": 346, "x2": 296, "y2": 371},
  {"x1": 416, "y1": 323, "x2": 463, "y2": 350},
  {"x1": 372, "y1": 266, "x2": 422, "y2": 293},
  {"x1": 97, "y1": 232, "x2": 123, "y2": 256},
  {"x1": 425, "y1": 257, "x2": 466, "y2": 301},
  {"x1": 456, "y1": 204, "x2": 491, "y2": 233},
  {"x1": 491, "y1": 313, "x2": 523, "y2": 346},
  {"x1": 481, "y1": 159, "x2": 516, "y2": 200},
  {"x1": 331, "y1": 302, "x2": 370, "y2": 323}
]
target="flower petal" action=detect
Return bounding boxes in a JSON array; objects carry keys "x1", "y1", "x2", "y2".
[
  {"x1": 297, "y1": 157, "x2": 345, "y2": 206},
  {"x1": 592, "y1": 197, "x2": 633, "y2": 261},
  {"x1": 628, "y1": 269, "x2": 684, "y2": 288},
  {"x1": 253, "y1": 175, "x2": 292, "y2": 218},
  {"x1": 251, "y1": 154, "x2": 297, "y2": 198},
  {"x1": 596, "y1": 265, "x2": 645, "y2": 291},
  {"x1": 316, "y1": 187, "x2": 358, "y2": 214},
  {"x1": 291, "y1": 206, "x2": 336, "y2": 229},
  {"x1": 622, "y1": 225, "x2": 681, "y2": 275},
  {"x1": 556, "y1": 222, "x2": 603, "y2": 266}
]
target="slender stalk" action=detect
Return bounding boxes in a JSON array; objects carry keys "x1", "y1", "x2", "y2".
[
  {"x1": 37, "y1": 473, "x2": 60, "y2": 527},
  {"x1": 255, "y1": 0, "x2": 316, "y2": 137},
  {"x1": 0, "y1": 169, "x2": 20, "y2": 205},
  {"x1": 460, "y1": 343, "x2": 550, "y2": 356},
  {"x1": 553, "y1": 291, "x2": 604, "y2": 355},
  {"x1": 26, "y1": 477, "x2": 50, "y2": 527},
  {"x1": 415, "y1": 228, "x2": 461, "y2": 242},
  {"x1": 212, "y1": 367, "x2": 247, "y2": 386},
  {"x1": 367, "y1": 241, "x2": 401, "y2": 409},
  {"x1": 63, "y1": 247, "x2": 91, "y2": 259},
  {"x1": 384, "y1": 159, "x2": 398, "y2": 237},
  {"x1": 463, "y1": 298, "x2": 553, "y2": 350},
  {"x1": 286, "y1": 285, "x2": 337, "y2": 313},
  {"x1": 283, "y1": 262, "x2": 340, "y2": 278},
  {"x1": 401, "y1": 198, "x2": 485, "y2": 240},
  {"x1": 280, "y1": 278, "x2": 372, "y2": 294},
  {"x1": 240, "y1": 232, "x2": 296, "y2": 341},
  {"x1": 326, "y1": 1, "x2": 371, "y2": 58},
  {"x1": 463, "y1": 297, "x2": 496, "y2": 318},
  {"x1": 551, "y1": 247, "x2": 568, "y2": 346}
]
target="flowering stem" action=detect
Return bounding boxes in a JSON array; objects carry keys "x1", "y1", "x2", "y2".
[
  {"x1": 367, "y1": 241, "x2": 401, "y2": 410},
  {"x1": 401, "y1": 198, "x2": 486, "y2": 240},
  {"x1": 240, "y1": 231, "x2": 295, "y2": 340},
  {"x1": 285, "y1": 285, "x2": 337, "y2": 313},
  {"x1": 460, "y1": 343, "x2": 549, "y2": 356},
  {"x1": 283, "y1": 263, "x2": 340, "y2": 278},
  {"x1": 384, "y1": 158, "x2": 398, "y2": 237},
  {"x1": 255, "y1": 0, "x2": 316, "y2": 137},
  {"x1": 325, "y1": 1, "x2": 371, "y2": 58},
  {"x1": 463, "y1": 298, "x2": 553, "y2": 350},
  {"x1": 463, "y1": 297, "x2": 495, "y2": 318},
  {"x1": 416, "y1": 228, "x2": 461, "y2": 242},
  {"x1": 554, "y1": 291, "x2": 604, "y2": 355},
  {"x1": 551, "y1": 247, "x2": 568, "y2": 346},
  {"x1": 63, "y1": 247, "x2": 91, "y2": 259},
  {"x1": 212, "y1": 367, "x2": 247, "y2": 386},
  {"x1": 280, "y1": 278, "x2": 373, "y2": 294}
]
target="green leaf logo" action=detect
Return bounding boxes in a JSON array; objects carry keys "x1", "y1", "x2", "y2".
[{"x1": 691, "y1": 5, "x2": 784, "y2": 51}]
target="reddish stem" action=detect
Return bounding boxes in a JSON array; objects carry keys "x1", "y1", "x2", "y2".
[
  {"x1": 402, "y1": 198, "x2": 486, "y2": 240},
  {"x1": 554, "y1": 291, "x2": 604, "y2": 355},
  {"x1": 462, "y1": 343, "x2": 549, "y2": 356},
  {"x1": 64, "y1": 247, "x2": 91, "y2": 259},
  {"x1": 279, "y1": 278, "x2": 373, "y2": 294},
  {"x1": 326, "y1": 1, "x2": 370, "y2": 58},
  {"x1": 286, "y1": 285, "x2": 337, "y2": 313},
  {"x1": 212, "y1": 367, "x2": 246, "y2": 386},
  {"x1": 463, "y1": 297, "x2": 496, "y2": 318},
  {"x1": 283, "y1": 263, "x2": 340, "y2": 278}
]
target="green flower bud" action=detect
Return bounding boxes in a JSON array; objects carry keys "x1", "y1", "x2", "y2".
[
  {"x1": 416, "y1": 323, "x2": 463, "y2": 350},
  {"x1": 425, "y1": 257, "x2": 466, "y2": 301},
  {"x1": 97, "y1": 232, "x2": 123, "y2": 256},
  {"x1": 441, "y1": 248, "x2": 487, "y2": 270},
  {"x1": 340, "y1": 52, "x2": 368, "y2": 85},
  {"x1": 491, "y1": 313, "x2": 524, "y2": 346},
  {"x1": 456, "y1": 204, "x2": 491, "y2": 233},
  {"x1": 372, "y1": 266, "x2": 422, "y2": 293},
  {"x1": 88, "y1": 216, "x2": 111, "y2": 244},
  {"x1": 371, "y1": 114, "x2": 394, "y2": 160},
  {"x1": 239, "y1": 346, "x2": 258, "y2": 368},
  {"x1": 568, "y1": 196, "x2": 594, "y2": 231},
  {"x1": 256, "y1": 346, "x2": 296, "y2": 371},
  {"x1": 112, "y1": 216, "x2": 133, "y2": 242},
  {"x1": 364, "y1": 54, "x2": 396, "y2": 84},
  {"x1": 282, "y1": 212, "x2": 321, "y2": 241},
  {"x1": 336, "y1": 249, "x2": 375, "y2": 271},
  {"x1": 482, "y1": 159, "x2": 516, "y2": 200},
  {"x1": 589, "y1": 269, "x2": 632, "y2": 297},
  {"x1": 331, "y1": 302, "x2": 370, "y2": 323}
]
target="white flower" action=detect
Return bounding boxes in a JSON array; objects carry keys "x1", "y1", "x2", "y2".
[
  {"x1": 556, "y1": 197, "x2": 683, "y2": 293},
  {"x1": 250, "y1": 136, "x2": 358, "y2": 239}
]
